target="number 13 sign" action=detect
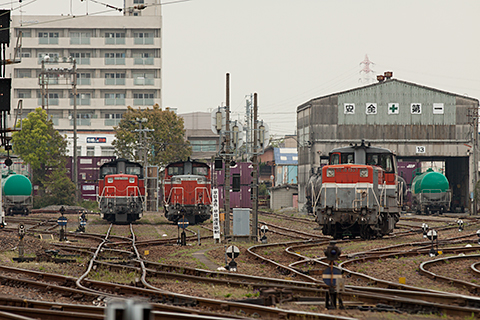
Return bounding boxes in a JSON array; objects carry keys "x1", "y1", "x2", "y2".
[{"x1": 416, "y1": 146, "x2": 426, "y2": 153}]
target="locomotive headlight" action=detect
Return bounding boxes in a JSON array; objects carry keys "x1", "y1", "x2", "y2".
[
  {"x1": 359, "y1": 168, "x2": 369, "y2": 178},
  {"x1": 129, "y1": 177, "x2": 135, "y2": 183},
  {"x1": 197, "y1": 177, "x2": 206, "y2": 183},
  {"x1": 107, "y1": 178, "x2": 113, "y2": 183},
  {"x1": 326, "y1": 168, "x2": 335, "y2": 177}
]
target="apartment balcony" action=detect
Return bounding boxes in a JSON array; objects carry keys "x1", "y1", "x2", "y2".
[{"x1": 54, "y1": 117, "x2": 124, "y2": 130}]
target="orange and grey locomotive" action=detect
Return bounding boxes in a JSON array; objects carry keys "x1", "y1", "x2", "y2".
[
  {"x1": 162, "y1": 159, "x2": 212, "y2": 225},
  {"x1": 308, "y1": 141, "x2": 401, "y2": 239},
  {"x1": 98, "y1": 159, "x2": 145, "y2": 223}
]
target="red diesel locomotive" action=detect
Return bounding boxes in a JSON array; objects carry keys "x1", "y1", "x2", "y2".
[
  {"x1": 98, "y1": 158, "x2": 145, "y2": 223},
  {"x1": 162, "y1": 158, "x2": 212, "y2": 225}
]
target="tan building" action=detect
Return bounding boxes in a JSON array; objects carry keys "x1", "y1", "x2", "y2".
[{"x1": 7, "y1": 0, "x2": 161, "y2": 156}]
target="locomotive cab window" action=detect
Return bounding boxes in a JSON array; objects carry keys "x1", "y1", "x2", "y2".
[
  {"x1": 126, "y1": 166, "x2": 141, "y2": 176},
  {"x1": 100, "y1": 166, "x2": 116, "y2": 178},
  {"x1": 367, "y1": 154, "x2": 395, "y2": 173},
  {"x1": 193, "y1": 167, "x2": 207, "y2": 176},
  {"x1": 343, "y1": 153, "x2": 354, "y2": 164},
  {"x1": 168, "y1": 166, "x2": 184, "y2": 176},
  {"x1": 330, "y1": 153, "x2": 340, "y2": 164}
]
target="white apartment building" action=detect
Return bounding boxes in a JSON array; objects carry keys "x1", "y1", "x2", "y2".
[{"x1": 6, "y1": 0, "x2": 162, "y2": 157}]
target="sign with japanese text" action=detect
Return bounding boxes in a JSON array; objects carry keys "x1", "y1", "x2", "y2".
[
  {"x1": 86, "y1": 137, "x2": 107, "y2": 143},
  {"x1": 365, "y1": 103, "x2": 377, "y2": 115},
  {"x1": 212, "y1": 188, "x2": 220, "y2": 239},
  {"x1": 344, "y1": 103, "x2": 355, "y2": 114},
  {"x1": 411, "y1": 103, "x2": 422, "y2": 114}
]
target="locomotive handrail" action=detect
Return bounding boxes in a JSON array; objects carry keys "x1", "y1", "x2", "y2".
[
  {"x1": 381, "y1": 182, "x2": 387, "y2": 207},
  {"x1": 194, "y1": 187, "x2": 211, "y2": 204},
  {"x1": 312, "y1": 181, "x2": 322, "y2": 214},
  {"x1": 166, "y1": 187, "x2": 184, "y2": 205},
  {"x1": 100, "y1": 186, "x2": 117, "y2": 198}
]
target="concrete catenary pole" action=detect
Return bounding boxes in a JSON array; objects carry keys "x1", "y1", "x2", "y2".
[
  {"x1": 224, "y1": 73, "x2": 231, "y2": 238},
  {"x1": 252, "y1": 93, "x2": 259, "y2": 240},
  {"x1": 72, "y1": 59, "x2": 79, "y2": 202}
]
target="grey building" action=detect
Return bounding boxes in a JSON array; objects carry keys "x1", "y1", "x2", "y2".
[
  {"x1": 179, "y1": 111, "x2": 220, "y2": 161},
  {"x1": 297, "y1": 75, "x2": 479, "y2": 212}
]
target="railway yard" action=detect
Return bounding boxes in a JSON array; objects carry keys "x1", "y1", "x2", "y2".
[{"x1": 0, "y1": 210, "x2": 480, "y2": 319}]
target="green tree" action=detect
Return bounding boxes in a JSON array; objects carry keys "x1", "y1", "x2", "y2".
[
  {"x1": 113, "y1": 105, "x2": 191, "y2": 167},
  {"x1": 11, "y1": 107, "x2": 74, "y2": 206}
]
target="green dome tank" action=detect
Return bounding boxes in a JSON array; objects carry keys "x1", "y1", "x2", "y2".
[
  {"x1": 2, "y1": 174, "x2": 32, "y2": 196},
  {"x1": 411, "y1": 169, "x2": 449, "y2": 194}
]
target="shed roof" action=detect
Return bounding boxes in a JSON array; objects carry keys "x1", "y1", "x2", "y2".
[{"x1": 297, "y1": 78, "x2": 479, "y2": 112}]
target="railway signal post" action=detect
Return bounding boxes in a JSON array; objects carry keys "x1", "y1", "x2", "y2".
[
  {"x1": 427, "y1": 229, "x2": 438, "y2": 256},
  {"x1": 422, "y1": 223, "x2": 428, "y2": 238},
  {"x1": 177, "y1": 217, "x2": 189, "y2": 246},
  {"x1": 322, "y1": 241, "x2": 344, "y2": 310},
  {"x1": 225, "y1": 245, "x2": 240, "y2": 272},
  {"x1": 260, "y1": 225, "x2": 269, "y2": 243},
  {"x1": 58, "y1": 208, "x2": 68, "y2": 241},
  {"x1": 18, "y1": 223, "x2": 25, "y2": 258}
]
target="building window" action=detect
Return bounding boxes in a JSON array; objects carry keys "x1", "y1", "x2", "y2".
[
  {"x1": 37, "y1": 92, "x2": 60, "y2": 105},
  {"x1": 70, "y1": 32, "x2": 91, "y2": 44},
  {"x1": 191, "y1": 140, "x2": 217, "y2": 152},
  {"x1": 134, "y1": 0, "x2": 144, "y2": 3},
  {"x1": 133, "y1": 93, "x2": 154, "y2": 106},
  {"x1": 86, "y1": 146, "x2": 95, "y2": 157},
  {"x1": 133, "y1": 52, "x2": 154, "y2": 65},
  {"x1": 38, "y1": 32, "x2": 59, "y2": 44},
  {"x1": 105, "y1": 73, "x2": 126, "y2": 85},
  {"x1": 104, "y1": 94, "x2": 125, "y2": 106},
  {"x1": 17, "y1": 29, "x2": 31, "y2": 37},
  {"x1": 38, "y1": 52, "x2": 60, "y2": 64},
  {"x1": 133, "y1": 72, "x2": 154, "y2": 85},
  {"x1": 101, "y1": 146, "x2": 115, "y2": 156},
  {"x1": 19, "y1": 49, "x2": 31, "y2": 58},
  {"x1": 76, "y1": 146, "x2": 82, "y2": 156},
  {"x1": 16, "y1": 70, "x2": 31, "y2": 78},
  {"x1": 77, "y1": 73, "x2": 91, "y2": 85},
  {"x1": 17, "y1": 90, "x2": 31, "y2": 98},
  {"x1": 70, "y1": 52, "x2": 91, "y2": 65},
  {"x1": 105, "y1": 32, "x2": 125, "y2": 45},
  {"x1": 105, "y1": 52, "x2": 125, "y2": 65},
  {"x1": 134, "y1": 32, "x2": 154, "y2": 45},
  {"x1": 71, "y1": 93, "x2": 91, "y2": 106}
]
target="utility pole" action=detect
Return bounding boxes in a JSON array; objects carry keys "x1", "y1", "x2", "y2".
[
  {"x1": 252, "y1": 93, "x2": 259, "y2": 240},
  {"x1": 72, "y1": 59, "x2": 79, "y2": 202},
  {"x1": 41, "y1": 59, "x2": 45, "y2": 109},
  {"x1": 468, "y1": 106, "x2": 479, "y2": 215},
  {"x1": 224, "y1": 73, "x2": 231, "y2": 239},
  {"x1": 40, "y1": 56, "x2": 79, "y2": 201},
  {"x1": 134, "y1": 117, "x2": 153, "y2": 211}
]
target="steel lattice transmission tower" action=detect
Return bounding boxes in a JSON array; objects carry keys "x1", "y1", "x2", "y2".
[{"x1": 359, "y1": 54, "x2": 375, "y2": 84}]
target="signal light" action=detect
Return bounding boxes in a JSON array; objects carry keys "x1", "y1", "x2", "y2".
[
  {"x1": 324, "y1": 241, "x2": 341, "y2": 261},
  {"x1": 214, "y1": 157, "x2": 223, "y2": 171}
]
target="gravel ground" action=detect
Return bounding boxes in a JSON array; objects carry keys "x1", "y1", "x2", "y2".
[{"x1": 0, "y1": 211, "x2": 479, "y2": 319}]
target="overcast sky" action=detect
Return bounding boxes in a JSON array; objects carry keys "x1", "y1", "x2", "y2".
[{"x1": 7, "y1": 0, "x2": 480, "y2": 137}]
